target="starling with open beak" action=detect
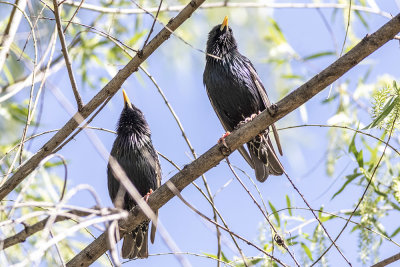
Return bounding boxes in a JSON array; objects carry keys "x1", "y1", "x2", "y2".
[
  {"x1": 107, "y1": 89, "x2": 161, "y2": 258},
  {"x1": 203, "y1": 16, "x2": 284, "y2": 182}
]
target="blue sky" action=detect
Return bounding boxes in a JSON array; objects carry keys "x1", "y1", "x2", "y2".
[{"x1": 14, "y1": 1, "x2": 400, "y2": 266}]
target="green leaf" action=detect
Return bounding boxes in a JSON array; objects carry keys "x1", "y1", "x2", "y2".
[
  {"x1": 332, "y1": 172, "x2": 362, "y2": 199},
  {"x1": 220, "y1": 251, "x2": 229, "y2": 263},
  {"x1": 364, "y1": 96, "x2": 397, "y2": 129},
  {"x1": 281, "y1": 74, "x2": 303, "y2": 80},
  {"x1": 248, "y1": 258, "x2": 262, "y2": 266},
  {"x1": 203, "y1": 253, "x2": 229, "y2": 263},
  {"x1": 269, "y1": 201, "x2": 280, "y2": 227},
  {"x1": 348, "y1": 131, "x2": 363, "y2": 167},
  {"x1": 43, "y1": 161, "x2": 65, "y2": 168},
  {"x1": 356, "y1": 149, "x2": 364, "y2": 167},
  {"x1": 301, "y1": 242, "x2": 314, "y2": 261},
  {"x1": 390, "y1": 226, "x2": 400, "y2": 238},
  {"x1": 303, "y1": 51, "x2": 335, "y2": 61},
  {"x1": 319, "y1": 215, "x2": 334, "y2": 223},
  {"x1": 286, "y1": 195, "x2": 292, "y2": 216},
  {"x1": 354, "y1": 10, "x2": 369, "y2": 29},
  {"x1": 348, "y1": 131, "x2": 358, "y2": 154}
]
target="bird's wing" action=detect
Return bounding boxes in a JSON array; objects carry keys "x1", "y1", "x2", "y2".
[
  {"x1": 205, "y1": 86, "x2": 255, "y2": 169},
  {"x1": 247, "y1": 62, "x2": 283, "y2": 156}
]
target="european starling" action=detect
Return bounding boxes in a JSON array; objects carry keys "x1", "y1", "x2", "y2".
[
  {"x1": 107, "y1": 89, "x2": 161, "y2": 259},
  {"x1": 203, "y1": 16, "x2": 284, "y2": 182}
]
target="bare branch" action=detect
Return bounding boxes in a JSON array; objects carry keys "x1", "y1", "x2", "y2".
[
  {"x1": 225, "y1": 158, "x2": 300, "y2": 266},
  {"x1": 1, "y1": 209, "x2": 91, "y2": 250},
  {"x1": 0, "y1": 0, "x2": 27, "y2": 71},
  {"x1": 62, "y1": 1, "x2": 393, "y2": 19},
  {"x1": 66, "y1": 14, "x2": 400, "y2": 265},
  {"x1": 371, "y1": 252, "x2": 400, "y2": 267},
  {"x1": 284, "y1": 170, "x2": 351, "y2": 265},
  {"x1": 52, "y1": 0, "x2": 84, "y2": 111}
]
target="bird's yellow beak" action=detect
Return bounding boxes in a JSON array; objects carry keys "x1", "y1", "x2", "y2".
[
  {"x1": 220, "y1": 16, "x2": 228, "y2": 31},
  {"x1": 122, "y1": 89, "x2": 132, "y2": 108}
]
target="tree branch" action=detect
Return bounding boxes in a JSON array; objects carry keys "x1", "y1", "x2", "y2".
[
  {"x1": 0, "y1": 0, "x2": 208, "y2": 201},
  {"x1": 0, "y1": 0, "x2": 27, "y2": 72},
  {"x1": 66, "y1": 13, "x2": 400, "y2": 266},
  {"x1": 62, "y1": 1, "x2": 392, "y2": 19},
  {"x1": 371, "y1": 252, "x2": 400, "y2": 267},
  {"x1": 52, "y1": 0, "x2": 84, "y2": 111},
  {"x1": 1, "y1": 209, "x2": 90, "y2": 250}
]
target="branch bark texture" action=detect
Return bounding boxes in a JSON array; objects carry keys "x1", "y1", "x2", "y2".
[
  {"x1": 0, "y1": 0, "x2": 206, "y2": 200},
  {"x1": 67, "y1": 13, "x2": 400, "y2": 267}
]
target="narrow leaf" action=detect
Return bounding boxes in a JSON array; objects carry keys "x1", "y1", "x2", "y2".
[
  {"x1": 301, "y1": 242, "x2": 314, "y2": 260},
  {"x1": 364, "y1": 96, "x2": 397, "y2": 129},
  {"x1": 303, "y1": 51, "x2": 335, "y2": 61},
  {"x1": 331, "y1": 173, "x2": 362, "y2": 199},
  {"x1": 268, "y1": 201, "x2": 280, "y2": 227},
  {"x1": 286, "y1": 195, "x2": 292, "y2": 216}
]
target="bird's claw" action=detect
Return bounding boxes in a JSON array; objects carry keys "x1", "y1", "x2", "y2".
[
  {"x1": 218, "y1": 132, "x2": 231, "y2": 156},
  {"x1": 144, "y1": 189, "x2": 153, "y2": 202},
  {"x1": 267, "y1": 104, "x2": 278, "y2": 117},
  {"x1": 234, "y1": 112, "x2": 260, "y2": 130}
]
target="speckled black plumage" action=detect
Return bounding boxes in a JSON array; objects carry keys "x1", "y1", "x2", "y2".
[
  {"x1": 107, "y1": 90, "x2": 160, "y2": 259},
  {"x1": 203, "y1": 17, "x2": 284, "y2": 182}
]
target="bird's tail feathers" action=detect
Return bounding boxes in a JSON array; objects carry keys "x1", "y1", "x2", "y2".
[
  {"x1": 122, "y1": 220, "x2": 149, "y2": 259},
  {"x1": 247, "y1": 133, "x2": 284, "y2": 182},
  {"x1": 150, "y1": 210, "x2": 158, "y2": 244}
]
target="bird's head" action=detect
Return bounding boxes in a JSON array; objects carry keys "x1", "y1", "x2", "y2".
[
  {"x1": 206, "y1": 16, "x2": 237, "y2": 59},
  {"x1": 117, "y1": 89, "x2": 150, "y2": 138}
]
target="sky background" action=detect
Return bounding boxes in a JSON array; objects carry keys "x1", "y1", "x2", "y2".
[{"x1": 4, "y1": 0, "x2": 400, "y2": 266}]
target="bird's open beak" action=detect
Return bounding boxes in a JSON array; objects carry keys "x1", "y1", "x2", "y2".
[
  {"x1": 220, "y1": 16, "x2": 228, "y2": 31},
  {"x1": 122, "y1": 89, "x2": 132, "y2": 109}
]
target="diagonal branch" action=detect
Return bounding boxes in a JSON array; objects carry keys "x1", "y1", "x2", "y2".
[
  {"x1": 1, "y1": 209, "x2": 90, "y2": 250},
  {"x1": 0, "y1": 0, "x2": 28, "y2": 72},
  {"x1": 67, "y1": 13, "x2": 400, "y2": 266},
  {"x1": 0, "y1": 0, "x2": 208, "y2": 201},
  {"x1": 52, "y1": 0, "x2": 84, "y2": 111}
]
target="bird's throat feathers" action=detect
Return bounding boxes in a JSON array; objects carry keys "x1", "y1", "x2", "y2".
[
  {"x1": 206, "y1": 25, "x2": 237, "y2": 60},
  {"x1": 117, "y1": 107, "x2": 151, "y2": 147}
]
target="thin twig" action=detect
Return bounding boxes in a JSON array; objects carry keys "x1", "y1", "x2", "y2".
[
  {"x1": 63, "y1": 0, "x2": 85, "y2": 32},
  {"x1": 63, "y1": 1, "x2": 393, "y2": 19},
  {"x1": 278, "y1": 124, "x2": 400, "y2": 156},
  {"x1": 50, "y1": 230, "x2": 66, "y2": 267},
  {"x1": 165, "y1": 181, "x2": 289, "y2": 266},
  {"x1": 52, "y1": 0, "x2": 84, "y2": 111},
  {"x1": 284, "y1": 170, "x2": 351, "y2": 265},
  {"x1": 225, "y1": 158, "x2": 300, "y2": 267},
  {"x1": 139, "y1": 0, "x2": 163, "y2": 50},
  {"x1": 0, "y1": 0, "x2": 28, "y2": 71},
  {"x1": 0, "y1": 0, "x2": 38, "y2": 186},
  {"x1": 158, "y1": 152, "x2": 248, "y2": 264},
  {"x1": 271, "y1": 207, "x2": 400, "y2": 248},
  {"x1": 311, "y1": 116, "x2": 398, "y2": 266}
]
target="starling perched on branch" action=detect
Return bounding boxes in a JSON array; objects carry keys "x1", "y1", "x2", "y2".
[
  {"x1": 107, "y1": 89, "x2": 161, "y2": 259},
  {"x1": 203, "y1": 16, "x2": 284, "y2": 182}
]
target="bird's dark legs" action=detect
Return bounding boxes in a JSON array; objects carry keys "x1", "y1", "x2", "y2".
[{"x1": 144, "y1": 189, "x2": 153, "y2": 202}]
